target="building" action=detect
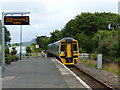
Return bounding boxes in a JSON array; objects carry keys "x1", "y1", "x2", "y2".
[{"x1": 9, "y1": 46, "x2": 26, "y2": 55}]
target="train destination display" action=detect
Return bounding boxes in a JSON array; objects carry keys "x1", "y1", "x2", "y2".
[{"x1": 4, "y1": 16, "x2": 30, "y2": 25}]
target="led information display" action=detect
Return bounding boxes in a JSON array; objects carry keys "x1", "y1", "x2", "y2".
[{"x1": 4, "y1": 16, "x2": 30, "y2": 25}]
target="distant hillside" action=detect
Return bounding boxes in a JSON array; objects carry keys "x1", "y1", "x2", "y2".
[{"x1": 22, "y1": 38, "x2": 36, "y2": 46}]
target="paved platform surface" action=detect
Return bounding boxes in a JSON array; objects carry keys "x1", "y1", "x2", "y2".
[
  {"x1": 2, "y1": 57, "x2": 69, "y2": 88},
  {"x1": 51, "y1": 58, "x2": 90, "y2": 89}
]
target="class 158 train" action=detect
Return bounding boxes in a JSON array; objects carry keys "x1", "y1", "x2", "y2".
[{"x1": 47, "y1": 37, "x2": 79, "y2": 65}]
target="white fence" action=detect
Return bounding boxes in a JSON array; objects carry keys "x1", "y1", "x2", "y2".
[
  {"x1": 17, "y1": 53, "x2": 42, "y2": 58},
  {"x1": 79, "y1": 53, "x2": 90, "y2": 59},
  {"x1": 17, "y1": 53, "x2": 90, "y2": 59}
]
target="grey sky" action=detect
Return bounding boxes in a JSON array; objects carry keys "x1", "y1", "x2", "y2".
[{"x1": 0, "y1": 0, "x2": 119, "y2": 43}]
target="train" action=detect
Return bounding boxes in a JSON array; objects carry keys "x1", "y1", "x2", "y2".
[{"x1": 47, "y1": 37, "x2": 79, "y2": 65}]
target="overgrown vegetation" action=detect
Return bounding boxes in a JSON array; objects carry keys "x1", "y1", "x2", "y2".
[
  {"x1": 79, "y1": 59, "x2": 119, "y2": 76},
  {"x1": 36, "y1": 12, "x2": 120, "y2": 62},
  {"x1": 0, "y1": 20, "x2": 18, "y2": 64}
]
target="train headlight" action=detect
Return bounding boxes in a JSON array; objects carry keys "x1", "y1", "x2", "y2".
[{"x1": 60, "y1": 52, "x2": 65, "y2": 54}]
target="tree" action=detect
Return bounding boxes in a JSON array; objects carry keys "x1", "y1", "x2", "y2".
[
  {"x1": 5, "y1": 26, "x2": 11, "y2": 43},
  {"x1": 36, "y1": 36, "x2": 49, "y2": 50},
  {"x1": 92, "y1": 30, "x2": 119, "y2": 61},
  {"x1": 62, "y1": 12, "x2": 119, "y2": 36},
  {"x1": 74, "y1": 32, "x2": 93, "y2": 53},
  {"x1": 26, "y1": 46, "x2": 32, "y2": 53},
  {"x1": 0, "y1": 20, "x2": 11, "y2": 44},
  {"x1": 30, "y1": 43, "x2": 36, "y2": 53},
  {"x1": 49, "y1": 30, "x2": 63, "y2": 43},
  {"x1": 62, "y1": 20, "x2": 78, "y2": 37}
]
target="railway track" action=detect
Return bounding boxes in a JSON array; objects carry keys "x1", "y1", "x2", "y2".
[{"x1": 67, "y1": 65, "x2": 115, "y2": 90}]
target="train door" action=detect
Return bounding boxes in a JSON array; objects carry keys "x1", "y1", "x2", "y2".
[
  {"x1": 59, "y1": 42, "x2": 66, "y2": 63},
  {"x1": 73, "y1": 41, "x2": 79, "y2": 64},
  {"x1": 65, "y1": 39, "x2": 73, "y2": 63}
]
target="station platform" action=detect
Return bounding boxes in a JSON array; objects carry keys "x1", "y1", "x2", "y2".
[{"x1": 2, "y1": 57, "x2": 90, "y2": 89}]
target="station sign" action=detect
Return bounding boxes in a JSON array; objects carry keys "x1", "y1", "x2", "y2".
[{"x1": 4, "y1": 16, "x2": 30, "y2": 25}]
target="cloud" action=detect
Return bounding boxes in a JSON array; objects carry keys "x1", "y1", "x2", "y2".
[{"x1": 0, "y1": 0, "x2": 119, "y2": 43}]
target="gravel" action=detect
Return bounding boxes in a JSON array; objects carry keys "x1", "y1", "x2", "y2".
[{"x1": 75, "y1": 62, "x2": 119, "y2": 89}]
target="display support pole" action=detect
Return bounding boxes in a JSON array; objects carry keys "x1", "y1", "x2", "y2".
[
  {"x1": 20, "y1": 25, "x2": 22, "y2": 60},
  {"x1": 2, "y1": 12, "x2": 5, "y2": 77},
  {"x1": 1, "y1": 12, "x2": 30, "y2": 77}
]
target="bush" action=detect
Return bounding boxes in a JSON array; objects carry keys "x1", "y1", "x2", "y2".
[
  {"x1": 6, "y1": 55, "x2": 18, "y2": 62},
  {"x1": 114, "y1": 57, "x2": 120, "y2": 62},
  {"x1": 110, "y1": 41, "x2": 119, "y2": 58},
  {"x1": 11, "y1": 47, "x2": 17, "y2": 55},
  {"x1": 7, "y1": 55, "x2": 14, "y2": 61},
  {"x1": 90, "y1": 53, "x2": 97, "y2": 60},
  {"x1": 26, "y1": 46, "x2": 32, "y2": 53},
  {"x1": 5, "y1": 46, "x2": 9, "y2": 55}
]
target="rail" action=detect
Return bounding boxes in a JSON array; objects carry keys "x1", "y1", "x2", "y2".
[{"x1": 68, "y1": 65, "x2": 114, "y2": 89}]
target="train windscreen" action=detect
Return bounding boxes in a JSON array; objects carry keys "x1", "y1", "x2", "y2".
[
  {"x1": 60, "y1": 45, "x2": 65, "y2": 51},
  {"x1": 73, "y1": 44, "x2": 77, "y2": 51}
]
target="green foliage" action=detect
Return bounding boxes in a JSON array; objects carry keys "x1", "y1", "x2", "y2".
[
  {"x1": 11, "y1": 47, "x2": 17, "y2": 55},
  {"x1": 26, "y1": 46, "x2": 32, "y2": 53},
  {"x1": 110, "y1": 41, "x2": 119, "y2": 58},
  {"x1": 114, "y1": 57, "x2": 120, "y2": 62},
  {"x1": 47, "y1": 12, "x2": 119, "y2": 62},
  {"x1": 5, "y1": 55, "x2": 19, "y2": 62},
  {"x1": 35, "y1": 48, "x2": 40, "y2": 53},
  {"x1": 36, "y1": 36, "x2": 50, "y2": 50},
  {"x1": 92, "y1": 30, "x2": 119, "y2": 62},
  {"x1": 5, "y1": 27, "x2": 11, "y2": 43},
  {"x1": 5, "y1": 45, "x2": 9, "y2": 55},
  {"x1": 30, "y1": 43, "x2": 36, "y2": 53},
  {"x1": 12, "y1": 43, "x2": 19, "y2": 46},
  {"x1": 5, "y1": 55, "x2": 14, "y2": 61},
  {"x1": 0, "y1": 21, "x2": 11, "y2": 44},
  {"x1": 79, "y1": 48, "x2": 86, "y2": 53},
  {"x1": 48, "y1": 12, "x2": 119, "y2": 62},
  {"x1": 62, "y1": 12, "x2": 119, "y2": 37},
  {"x1": 62, "y1": 20, "x2": 77, "y2": 37},
  {"x1": 30, "y1": 43, "x2": 41, "y2": 53},
  {"x1": 49, "y1": 30, "x2": 63, "y2": 43},
  {"x1": 42, "y1": 38, "x2": 49, "y2": 50},
  {"x1": 91, "y1": 52, "x2": 98, "y2": 60},
  {"x1": 74, "y1": 32, "x2": 94, "y2": 53}
]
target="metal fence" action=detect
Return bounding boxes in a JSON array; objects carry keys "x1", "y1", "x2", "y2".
[
  {"x1": 17, "y1": 53, "x2": 42, "y2": 58},
  {"x1": 79, "y1": 53, "x2": 90, "y2": 59},
  {"x1": 17, "y1": 53, "x2": 96, "y2": 59}
]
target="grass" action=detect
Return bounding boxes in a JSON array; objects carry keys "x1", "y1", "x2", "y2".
[
  {"x1": 79, "y1": 59, "x2": 119, "y2": 76},
  {"x1": 102, "y1": 63, "x2": 119, "y2": 76},
  {"x1": 79, "y1": 59, "x2": 97, "y2": 68}
]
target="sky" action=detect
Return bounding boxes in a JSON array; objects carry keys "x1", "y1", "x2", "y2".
[{"x1": 0, "y1": 0, "x2": 119, "y2": 43}]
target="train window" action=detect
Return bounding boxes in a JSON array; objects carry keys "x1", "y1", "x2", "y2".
[
  {"x1": 60, "y1": 45, "x2": 65, "y2": 51},
  {"x1": 73, "y1": 44, "x2": 77, "y2": 51},
  {"x1": 73, "y1": 41, "x2": 77, "y2": 43}
]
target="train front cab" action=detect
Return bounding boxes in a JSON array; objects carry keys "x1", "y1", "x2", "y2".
[{"x1": 59, "y1": 39, "x2": 79, "y2": 65}]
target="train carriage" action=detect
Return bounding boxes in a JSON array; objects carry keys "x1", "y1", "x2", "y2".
[{"x1": 47, "y1": 37, "x2": 79, "y2": 65}]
